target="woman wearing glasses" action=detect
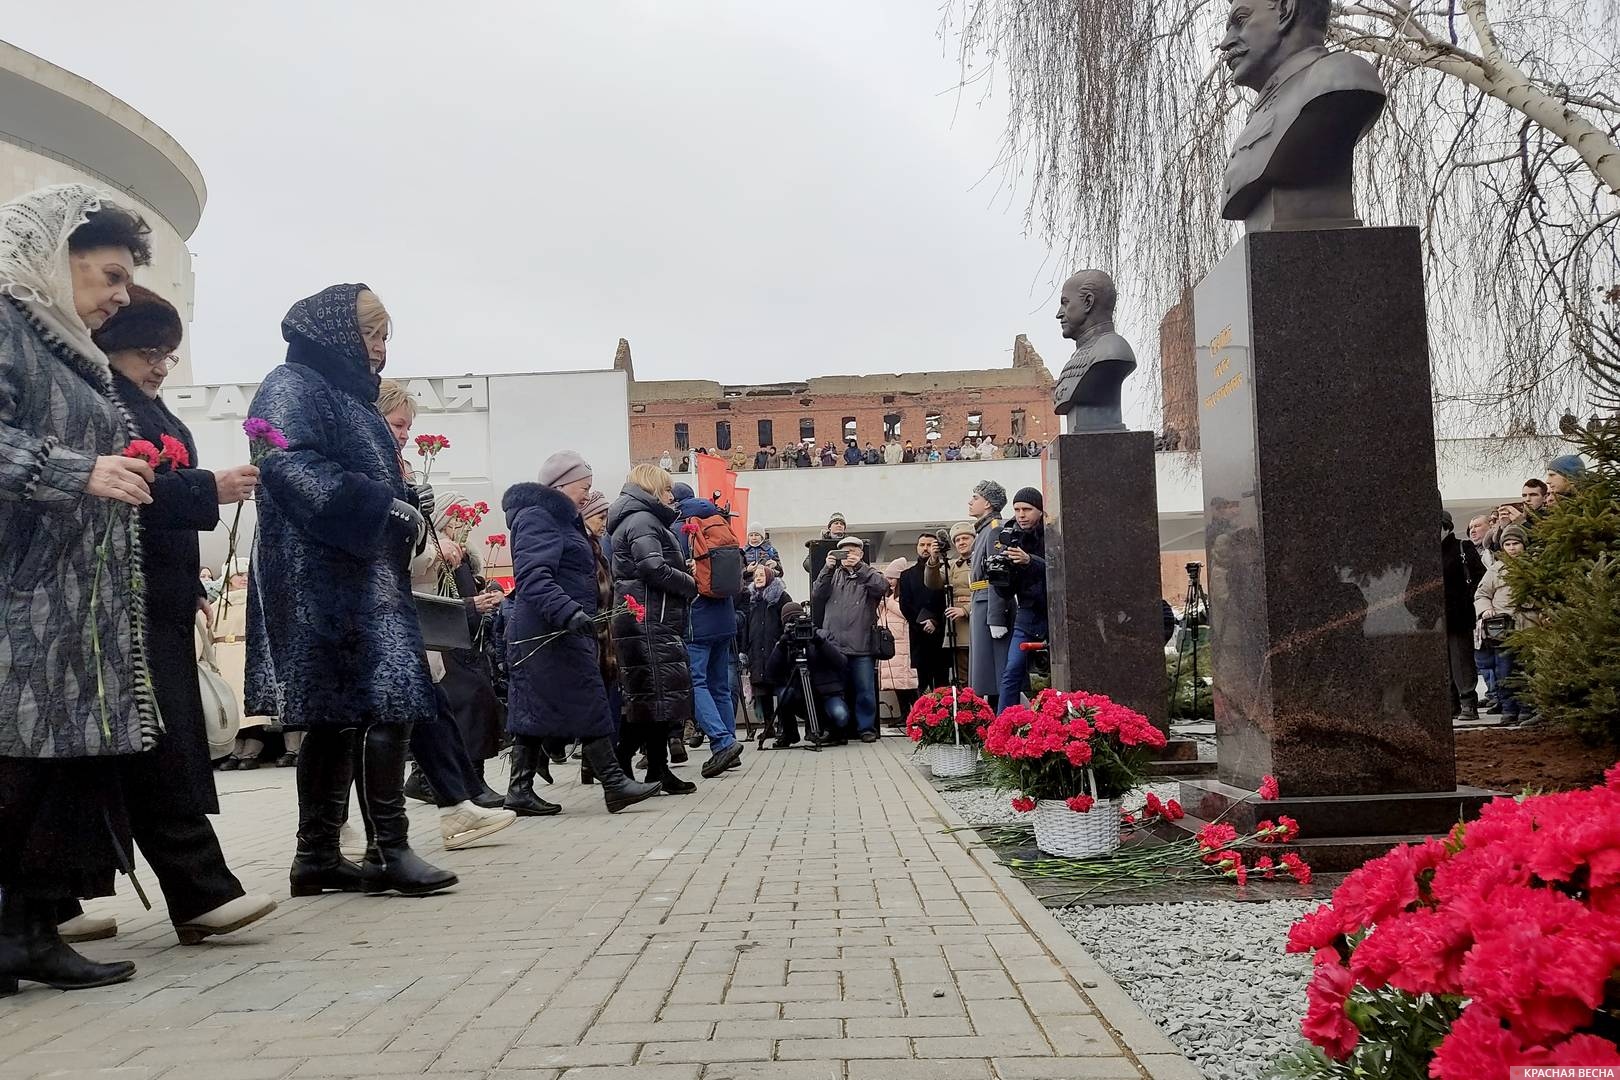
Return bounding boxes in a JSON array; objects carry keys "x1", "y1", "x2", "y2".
[{"x1": 52, "y1": 285, "x2": 277, "y2": 948}]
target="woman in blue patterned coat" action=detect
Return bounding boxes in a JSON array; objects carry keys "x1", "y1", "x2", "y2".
[
  {"x1": 0, "y1": 185, "x2": 161, "y2": 993},
  {"x1": 245, "y1": 284, "x2": 455, "y2": 899}
]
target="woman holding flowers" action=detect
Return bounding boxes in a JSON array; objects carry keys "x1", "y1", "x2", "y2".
[
  {"x1": 502, "y1": 453, "x2": 660, "y2": 814},
  {"x1": 605, "y1": 464, "x2": 701, "y2": 794},
  {"x1": 0, "y1": 185, "x2": 161, "y2": 992},
  {"x1": 47, "y1": 287, "x2": 277, "y2": 949},
  {"x1": 246, "y1": 284, "x2": 456, "y2": 898}
]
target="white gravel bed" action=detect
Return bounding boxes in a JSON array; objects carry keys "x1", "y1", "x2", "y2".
[{"x1": 1057, "y1": 901, "x2": 1316, "y2": 1080}]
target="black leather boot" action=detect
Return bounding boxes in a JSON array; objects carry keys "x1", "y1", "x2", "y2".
[
  {"x1": 504, "y1": 741, "x2": 561, "y2": 817},
  {"x1": 645, "y1": 733, "x2": 695, "y2": 795},
  {"x1": 0, "y1": 892, "x2": 135, "y2": 995},
  {"x1": 580, "y1": 754, "x2": 595, "y2": 785},
  {"x1": 289, "y1": 729, "x2": 364, "y2": 897},
  {"x1": 581, "y1": 737, "x2": 660, "y2": 812},
  {"x1": 402, "y1": 763, "x2": 436, "y2": 804},
  {"x1": 354, "y1": 724, "x2": 458, "y2": 897}
]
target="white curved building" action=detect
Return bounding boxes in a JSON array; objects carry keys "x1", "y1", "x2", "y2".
[{"x1": 1, "y1": 39, "x2": 206, "y2": 382}]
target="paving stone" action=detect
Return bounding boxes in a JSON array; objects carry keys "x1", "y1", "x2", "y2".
[
  {"x1": 775, "y1": 1037, "x2": 909, "y2": 1060},
  {"x1": 0, "y1": 744, "x2": 1199, "y2": 1080}
]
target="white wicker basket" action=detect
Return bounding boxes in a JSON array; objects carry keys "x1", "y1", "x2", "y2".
[
  {"x1": 930, "y1": 743, "x2": 980, "y2": 778},
  {"x1": 1033, "y1": 798, "x2": 1122, "y2": 858}
]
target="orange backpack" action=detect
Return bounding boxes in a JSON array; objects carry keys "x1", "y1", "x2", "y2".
[{"x1": 689, "y1": 514, "x2": 745, "y2": 598}]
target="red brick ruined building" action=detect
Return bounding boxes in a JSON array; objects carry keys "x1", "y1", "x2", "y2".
[{"x1": 620, "y1": 336, "x2": 1058, "y2": 463}]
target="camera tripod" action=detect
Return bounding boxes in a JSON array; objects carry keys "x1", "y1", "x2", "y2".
[
  {"x1": 1170, "y1": 562, "x2": 1212, "y2": 721},
  {"x1": 791, "y1": 649, "x2": 825, "y2": 752}
]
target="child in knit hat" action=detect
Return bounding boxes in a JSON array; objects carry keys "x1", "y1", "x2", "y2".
[{"x1": 743, "y1": 527, "x2": 780, "y2": 572}]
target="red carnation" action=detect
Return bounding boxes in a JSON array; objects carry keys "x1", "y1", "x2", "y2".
[
  {"x1": 158, "y1": 433, "x2": 190, "y2": 469},
  {"x1": 1011, "y1": 796, "x2": 1036, "y2": 813},
  {"x1": 121, "y1": 439, "x2": 161, "y2": 467},
  {"x1": 1286, "y1": 904, "x2": 1343, "y2": 954},
  {"x1": 1280, "y1": 851, "x2": 1311, "y2": 885},
  {"x1": 1164, "y1": 799, "x2": 1185, "y2": 821},
  {"x1": 1259, "y1": 774, "x2": 1280, "y2": 800},
  {"x1": 1301, "y1": 949, "x2": 1359, "y2": 1060},
  {"x1": 1066, "y1": 794, "x2": 1095, "y2": 813},
  {"x1": 622, "y1": 594, "x2": 646, "y2": 623},
  {"x1": 1143, "y1": 792, "x2": 1164, "y2": 818}
]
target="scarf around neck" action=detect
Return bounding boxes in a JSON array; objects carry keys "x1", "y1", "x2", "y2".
[
  {"x1": 282, "y1": 282, "x2": 380, "y2": 403},
  {"x1": 0, "y1": 183, "x2": 122, "y2": 370}
]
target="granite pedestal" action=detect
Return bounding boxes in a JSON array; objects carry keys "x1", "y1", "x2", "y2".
[
  {"x1": 1043, "y1": 432, "x2": 1195, "y2": 766},
  {"x1": 1179, "y1": 226, "x2": 1492, "y2": 864}
]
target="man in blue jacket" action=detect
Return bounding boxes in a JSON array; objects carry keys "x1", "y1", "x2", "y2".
[{"x1": 672, "y1": 484, "x2": 745, "y2": 777}]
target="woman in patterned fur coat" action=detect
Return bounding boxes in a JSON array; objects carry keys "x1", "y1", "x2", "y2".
[
  {"x1": 0, "y1": 185, "x2": 160, "y2": 994},
  {"x1": 245, "y1": 284, "x2": 455, "y2": 900}
]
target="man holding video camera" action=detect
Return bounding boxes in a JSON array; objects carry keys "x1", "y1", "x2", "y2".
[
  {"x1": 812, "y1": 535, "x2": 889, "y2": 742},
  {"x1": 991, "y1": 487, "x2": 1048, "y2": 707},
  {"x1": 761, "y1": 602, "x2": 850, "y2": 747}
]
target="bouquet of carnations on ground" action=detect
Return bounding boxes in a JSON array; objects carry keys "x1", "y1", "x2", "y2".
[
  {"x1": 907, "y1": 686, "x2": 996, "y2": 778},
  {"x1": 982, "y1": 689, "x2": 1167, "y2": 858},
  {"x1": 508, "y1": 594, "x2": 646, "y2": 668},
  {"x1": 1273, "y1": 764, "x2": 1620, "y2": 1080}
]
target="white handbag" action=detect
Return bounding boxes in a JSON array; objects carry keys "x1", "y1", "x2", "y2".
[{"x1": 196, "y1": 616, "x2": 240, "y2": 759}]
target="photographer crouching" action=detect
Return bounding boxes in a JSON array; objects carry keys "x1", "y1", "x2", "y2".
[
  {"x1": 811, "y1": 535, "x2": 889, "y2": 742},
  {"x1": 761, "y1": 602, "x2": 851, "y2": 747},
  {"x1": 991, "y1": 487, "x2": 1048, "y2": 707}
]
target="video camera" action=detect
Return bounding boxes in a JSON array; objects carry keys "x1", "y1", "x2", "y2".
[
  {"x1": 785, "y1": 609, "x2": 817, "y2": 648},
  {"x1": 985, "y1": 523, "x2": 1030, "y2": 588}
]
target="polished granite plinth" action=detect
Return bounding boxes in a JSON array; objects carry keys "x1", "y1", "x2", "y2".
[
  {"x1": 1043, "y1": 430, "x2": 1168, "y2": 731},
  {"x1": 1193, "y1": 226, "x2": 1456, "y2": 798}
]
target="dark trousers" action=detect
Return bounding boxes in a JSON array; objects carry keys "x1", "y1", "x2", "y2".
[
  {"x1": 1447, "y1": 633, "x2": 1479, "y2": 712},
  {"x1": 408, "y1": 686, "x2": 481, "y2": 807},
  {"x1": 59, "y1": 812, "x2": 243, "y2": 926}
]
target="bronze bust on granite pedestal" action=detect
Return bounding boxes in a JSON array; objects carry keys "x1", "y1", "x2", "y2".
[
  {"x1": 1217, "y1": 0, "x2": 1385, "y2": 231},
  {"x1": 1053, "y1": 270, "x2": 1136, "y2": 435}
]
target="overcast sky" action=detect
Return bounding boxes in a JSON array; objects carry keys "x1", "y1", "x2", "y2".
[{"x1": 9, "y1": 2, "x2": 1167, "y2": 423}]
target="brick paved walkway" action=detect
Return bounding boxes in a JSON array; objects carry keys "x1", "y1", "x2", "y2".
[{"x1": 0, "y1": 740, "x2": 1199, "y2": 1080}]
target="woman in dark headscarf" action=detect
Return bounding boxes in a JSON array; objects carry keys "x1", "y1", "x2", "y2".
[
  {"x1": 50, "y1": 286, "x2": 278, "y2": 947},
  {"x1": 246, "y1": 284, "x2": 455, "y2": 898}
]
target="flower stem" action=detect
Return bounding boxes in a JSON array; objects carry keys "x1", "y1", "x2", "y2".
[{"x1": 87, "y1": 511, "x2": 117, "y2": 740}]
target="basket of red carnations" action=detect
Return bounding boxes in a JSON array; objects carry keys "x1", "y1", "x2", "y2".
[
  {"x1": 983, "y1": 689, "x2": 1166, "y2": 857},
  {"x1": 905, "y1": 687, "x2": 994, "y2": 777}
]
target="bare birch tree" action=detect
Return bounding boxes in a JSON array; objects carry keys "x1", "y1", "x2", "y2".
[{"x1": 942, "y1": 0, "x2": 1620, "y2": 430}]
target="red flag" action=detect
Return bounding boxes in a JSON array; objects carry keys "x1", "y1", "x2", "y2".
[
  {"x1": 694, "y1": 452, "x2": 737, "y2": 511},
  {"x1": 729, "y1": 488, "x2": 750, "y2": 546}
]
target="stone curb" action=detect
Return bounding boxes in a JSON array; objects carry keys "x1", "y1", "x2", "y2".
[{"x1": 895, "y1": 746, "x2": 1205, "y2": 1080}]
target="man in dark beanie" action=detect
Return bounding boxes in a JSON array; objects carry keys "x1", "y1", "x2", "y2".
[
  {"x1": 965, "y1": 479, "x2": 1012, "y2": 706},
  {"x1": 996, "y1": 487, "x2": 1048, "y2": 706}
]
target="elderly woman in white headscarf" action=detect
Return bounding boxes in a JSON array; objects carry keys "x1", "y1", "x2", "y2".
[{"x1": 0, "y1": 185, "x2": 161, "y2": 993}]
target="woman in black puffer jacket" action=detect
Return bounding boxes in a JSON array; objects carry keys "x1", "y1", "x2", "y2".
[{"x1": 605, "y1": 465, "x2": 699, "y2": 794}]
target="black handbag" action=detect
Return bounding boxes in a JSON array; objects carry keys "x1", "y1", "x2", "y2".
[
  {"x1": 873, "y1": 603, "x2": 897, "y2": 661},
  {"x1": 416, "y1": 591, "x2": 473, "y2": 652},
  {"x1": 1480, "y1": 613, "x2": 1515, "y2": 647}
]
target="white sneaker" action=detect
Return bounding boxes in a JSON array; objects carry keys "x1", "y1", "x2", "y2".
[
  {"x1": 175, "y1": 893, "x2": 278, "y2": 945},
  {"x1": 441, "y1": 801, "x2": 517, "y2": 850},
  {"x1": 340, "y1": 822, "x2": 367, "y2": 860},
  {"x1": 59, "y1": 913, "x2": 117, "y2": 943}
]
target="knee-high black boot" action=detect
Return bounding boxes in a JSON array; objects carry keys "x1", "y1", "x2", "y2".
[
  {"x1": 353, "y1": 725, "x2": 458, "y2": 897},
  {"x1": 504, "y1": 740, "x2": 561, "y2": 817},
  {"x1": 0, "y1": 891, "x2": 135, "y2": 995},
  {"x1": 581, "y1": 738, "x2": 660, "y2": 812},
  {"x1": 290, "y1": 728, "x2": 363, "y2": 897},
  {"x1": 645, "y1": 729, "x2": 695, "y2": 795}
]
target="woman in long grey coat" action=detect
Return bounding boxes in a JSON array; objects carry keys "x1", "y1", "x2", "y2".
[
  {"x1": 967, "y1": 480, "x2": 1013, "y2": 706},
  {"x1": 246, "y1": 284, "x2": 455, "y2": 899},
  {"x1": 0, "y1": 185, "x2": 161, "y2": 993}
]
